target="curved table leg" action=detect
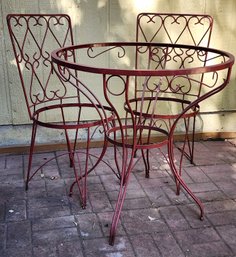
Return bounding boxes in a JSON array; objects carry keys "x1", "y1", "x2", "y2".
[
  {"x1": 109, "y1": 147, "x2": 135, "y2": 245},
  {"x1": 168, "y1": 137, "x2": 204, "y2": 220}
]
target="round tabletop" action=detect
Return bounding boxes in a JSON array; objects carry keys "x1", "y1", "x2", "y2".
[{"x1": 51, "y1": 42, "x2": 234, "y2": 76}]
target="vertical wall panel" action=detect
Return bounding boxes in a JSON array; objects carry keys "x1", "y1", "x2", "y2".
[
  {"x1": 205, "y1": 0, "x2": 236, "y2": 112},
  {"x1": 0, "y1": 2, "x2": 12, "y2": 124},
  {"x1": 0, "y1": 0, "x2": 236, "y2": 146},
  {"x1": 2, "y1": 0, "x2": 40, "y2": 124}
]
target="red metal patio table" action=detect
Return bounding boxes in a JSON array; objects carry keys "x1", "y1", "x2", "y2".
[{"x1": 51, "y1": 42, "x2": 234, "y2": 245}]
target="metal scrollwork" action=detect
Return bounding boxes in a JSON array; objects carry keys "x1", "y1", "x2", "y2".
[
  {"x1": 106, "y1": 75, "x2": 126, "y2": 97},
  {"x1": 87, "y1": 45, "x2": 126, "y2": 59}
]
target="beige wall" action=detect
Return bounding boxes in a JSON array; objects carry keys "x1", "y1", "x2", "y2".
[{"x1": 0, "y1": 0, "x2": 236, "y2": 146}]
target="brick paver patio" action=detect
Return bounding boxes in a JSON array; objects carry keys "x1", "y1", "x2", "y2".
[{"x1": 0, "y1": 140, "x2": 236, "y2": 257}]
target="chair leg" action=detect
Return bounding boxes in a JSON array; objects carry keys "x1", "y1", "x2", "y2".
[
  {"x1": 175, "y1": 116, "x2": 192, "y2": 194},
  {"x1": 64, "y1": 128, "x2": 74, "y2": 167},
  {"x1": 112, "y1": 120, "x2": 122, "y2": 180},
  {"x1": 71, "y1": 127, "x2": 80, "y2": 166},
  {"x1": 113, "y1": 144, "x2": 122, "y2": 180},
  {"x1": 25, "y1": 121, "x2": 38, "y2": 190},
  {"x1": 141, "y1": 149, "x2": 150, "y2": 178},
  {"x1": 182, "y1": 115, "x2": 196, "y2": 164},
  {"x1": 69, "y1": 127, "x2": 93, "y2": 208},
  {"x1": 109, "y1": 147, "x2": 135, "y2": 245},
  {"x1": 176, "y1": 126, "x2": 188, "y2": 195},
  {"x1": 69, "y1": 125, "x2": 113, "y2": 207},
  {"x1": 81, "y1": 128, "x2": 91, "y2": 208},
  {"x1": 190, "y1": 115, "x2": 196, "y2": 164},
  {"x1": 60, "y1": 105, "x2": 75, "y2": 168}
]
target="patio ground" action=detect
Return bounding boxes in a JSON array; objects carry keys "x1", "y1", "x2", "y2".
[{"x1": 0, "y1": 140, "x2": 236, "y2": 257}]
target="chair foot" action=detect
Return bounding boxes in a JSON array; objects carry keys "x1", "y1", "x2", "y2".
[
  {"x1": 109, "y1": 234, "x2": 115, "y2": 246},
  {"x1": 176, "y1": 185, "x2": 181, "y2": 195},
  {"x1": 70, "y1": 159, "x2": 74, "y2": 168}
]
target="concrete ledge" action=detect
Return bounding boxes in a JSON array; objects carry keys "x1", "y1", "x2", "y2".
[{"x1": 1, "y1": 131, "x2": 236, "y2": 154}]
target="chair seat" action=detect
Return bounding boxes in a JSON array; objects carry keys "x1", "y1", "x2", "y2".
[
  {"x1": 125, "y1": 97, "x2": 199, "y2": 120},
  {"x1": 33, "y1": 102, "x2": 114, "y2": 129}
]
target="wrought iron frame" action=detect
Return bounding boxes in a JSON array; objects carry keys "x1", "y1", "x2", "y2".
[{"x1": 51, "y1": 41, "x2": 234, "y2": 245}]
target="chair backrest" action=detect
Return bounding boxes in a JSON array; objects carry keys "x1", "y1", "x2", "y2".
[
  {"x1": 136, "y1": 13, "x2": 213, "y2": 46},
  {"x1": 135, "y1": 13, "x2": 214, "y2": 100},
  {"x1": 7, "y1": 14, "x2": 76, "y2": 119}
]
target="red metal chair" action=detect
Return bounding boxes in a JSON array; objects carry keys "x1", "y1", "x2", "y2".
[
  {"x1": 6, "y1": 14, "x2": 113, "y2": 207},
  {"x1": 135, "y1": 13, "x2": 214, "y2": 164}
]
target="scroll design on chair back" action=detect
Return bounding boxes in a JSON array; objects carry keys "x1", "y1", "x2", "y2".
[{"x1": 7, "y1": 15, "x2": 76, "y2": 118}]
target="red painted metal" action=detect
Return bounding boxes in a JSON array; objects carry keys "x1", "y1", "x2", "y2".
[
  {"x1": 6, "y1": 14, "x2": 113, "y2": 208},
  {"x1": 52, "y1": 41, "x2": 234, "y2": 245},
  {"x1": 135, "y1": 13, "x2": 214, "y2": 164}
]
